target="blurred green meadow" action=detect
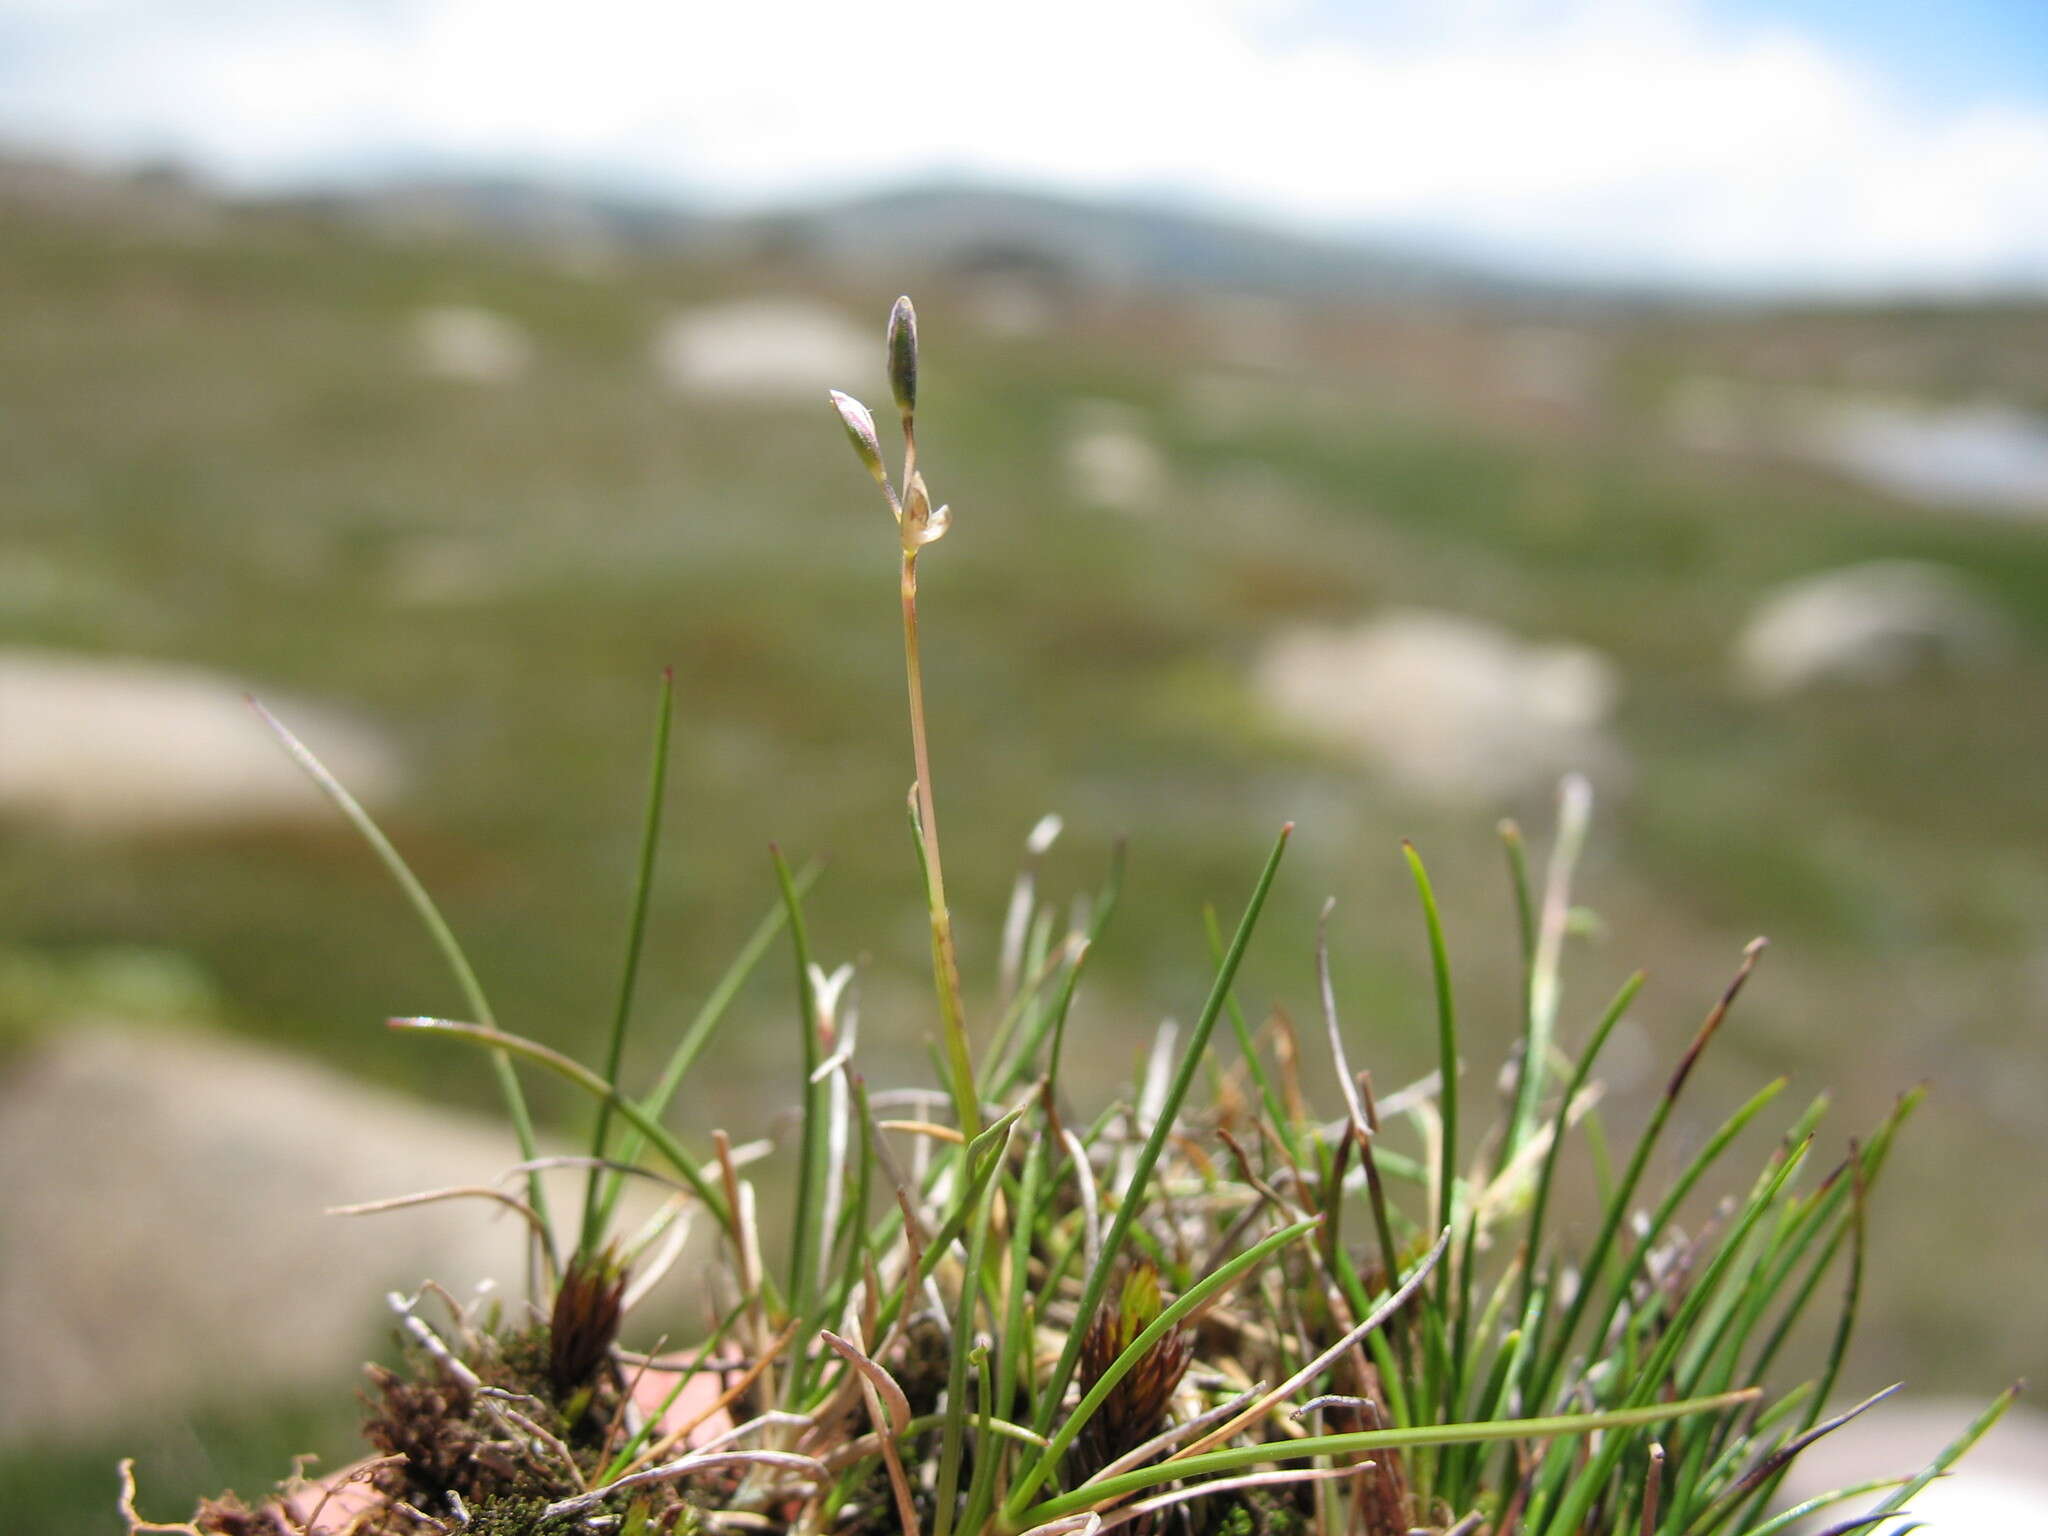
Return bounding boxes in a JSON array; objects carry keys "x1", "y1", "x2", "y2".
[{"x1": 3, "y1": 182, "x2": 2045, "y2": 1524}]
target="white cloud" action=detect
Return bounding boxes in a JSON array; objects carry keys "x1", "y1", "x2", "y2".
[{"x1": 3, "y1": 0, "x2": 2046, "y2": 292}]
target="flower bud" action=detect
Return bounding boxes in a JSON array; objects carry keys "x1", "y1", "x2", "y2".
[
  {"x1": 829, "y1": 390, "x2": 887, "y2": 485},
  {"x1": 886, "y1": 295, "x2": 918, "y2": 421}
]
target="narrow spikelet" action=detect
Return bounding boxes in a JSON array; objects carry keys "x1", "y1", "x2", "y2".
[
  {"x1": 1070, "y1": 1265, "x2": 1193, "y2": 1484},
  {"x1": 887, "y1": 295, "x2": 918, "y2": 421},
  {"x1": 548, "y1": 1245, "x2": 627, "y2": 1398},
  {"x1": 829, "y1": 389, "x2": 888, "y2": 487}
]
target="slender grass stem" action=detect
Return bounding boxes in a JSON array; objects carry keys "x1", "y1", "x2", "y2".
[{"x1": 903, "y1": 549, "x2": 980, "y2": 1140}]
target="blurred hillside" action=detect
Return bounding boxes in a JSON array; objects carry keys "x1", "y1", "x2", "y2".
[{"x1": 3, "y1": 153, "x2": 2045, "y2": 1529}]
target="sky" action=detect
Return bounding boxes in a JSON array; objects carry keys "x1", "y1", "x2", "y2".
[{"x1": 2, "y1": 0, "x2": 2045, "y2": 295}]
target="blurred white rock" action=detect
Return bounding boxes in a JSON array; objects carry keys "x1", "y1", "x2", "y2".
[
  {"x1": 0, "y1": 649, "x2": 400, "y2": 835},
  {"x1": 1796, "y1": 395, "x2": 2048, "y2": 516},
  {"x1": 1177, "y1": 370, "x2": 1283, "y2": 439},
  {"x1": 384, "y1": 534, "x2": 509, "y2": 608},
  {"x1": 0, "y1": 1022, "x2": 703, "y2": 1443},
  {"x1": 1775, "y1": 1397, "x2": 2048, "y2": 1532},
  {"x1": 1664, "y1": 375, "x2": 1754, "y2": 454},
  {"x1": 0, "y1": 1024, "x2": 525, "y2": 1439},
  {"x1": 651, "y1": 299, "x2": 871, "y2": 403},
  {"x1": 1064, "y1": 401, "x2": 1170, "y2": 515},
  {"x1": 1497, "y1": 326, "x2": 1602, "y2": 410},
  {"x1": 1201, "y1": 294, "x2": 1303, "y2": 371},
  {"x1": 409, "y1": 304, "x2": 534, "y2": 384},
  {"x1": 1732, "y1": 561, "x2": 2008, "y2": 698},
  {"x1": 963, "y1": 274, "x2": 1054, "y2": 337},
  {"x1": 1258, "y1": 610, "x2": 1621, "y2": 803}
]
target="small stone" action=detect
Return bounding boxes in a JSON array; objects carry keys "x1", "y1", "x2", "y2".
[
  {"x1": 409, "y1": 305, "x2": 534, "y2": 384},
  {"x1": 0, "y1": 650, "x2": 401, "y2": 836},
  {"x1": 1732, "y1": 561, "x2": 2008, "y2": 698},
  {"x1": 1257, "y1": 610, "x2": 1622, "y2": 804},
  {"x1": 0, "y1": 1025, "x2": 522, "y2": 1440},
  {"x1": 651, "y1": 299, "x2": 872, "y2": 404},
  {"x1": 1795, "y1": 396, "x2": 2048, "y2": 516},
  {"x1": 1064, "y1": 401, "x2": 1169, "y2": 515}
]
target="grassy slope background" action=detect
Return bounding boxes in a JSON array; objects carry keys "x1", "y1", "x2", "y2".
[{"x1": 3, "y1": 199, "x2": 2044, "y2": 1526}]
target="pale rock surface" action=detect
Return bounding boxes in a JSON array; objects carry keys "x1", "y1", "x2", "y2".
[
  {"x1": 0, "y1": 1024, "x2": 531, "y2": 1440},
  {"x1": 1795, "y1": 395, "x2": 2048, "y2": 516},
  {"x1": 1201, "y1": 294, "x2": 1303, "y2": 371},
  {"x1": 1177, "y1": 371, "x2": 1272, "y2": 438},
  {"x1": 962, "y1": 275, "x2": 1054, "y2": 337},
  {"x1": 1064, "y1": 401, "x2": 1170, "y2": 515},
  {"x1": 651, "y1": 298, "x2": 871, "y2": 403},
  {"x1": 1664, "y1": 375, "x2": 1755, "y2": 454},
  {"x1": 1732, "y1": 561, "x2": 2008, "y2": 698},
  {"x1": 0, "y1": 650, "x2": 401, "y2": 836},
  {"x1": 1258, "y1": 610, "x2": 1621, "y2": 803},
  {"x1": 1496, "y1": 326, "x2": 1602, "y2": 410},
  {"x1": 409, "y1": 304, "x2": 534, "y2": 384}
]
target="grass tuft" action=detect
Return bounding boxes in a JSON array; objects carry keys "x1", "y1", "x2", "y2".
[{"x1": 127, "y1": 295, "x2": 2005, "y2": 1536}]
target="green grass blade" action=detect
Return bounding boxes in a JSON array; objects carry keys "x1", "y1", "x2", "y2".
[
  {"x1": 1036, "y1": 843, "x2": 1125, "y2": 1091},
  {"x1": 1738, "y1": 1476, "x2": 1913, "y2": 1536},
  {"x1": 580, "y1": 670, "x2": 675, "y2": 1260},
  {"x1": 1860, "y1": 1383, "x2": 2021, "y2": 1524},
  {"x1": 1402, "y1": 840, "x2": 1464, "y2": 1434},
  {"x1": 1402, "y1": 842, "x2": 1460, "y2": 1253},
  {"x1": 1536, "y1": 1137, "x2": 1813, "y2": 1536},
  {"x1": 1005, "y1": 1216, "x2": 1322, "y2": 1521},
  {"x1": 1525, "y1": 941, "x2": 1765, "y2": 1419},
  {"x1": 1517, "y1": 969, "x2": 1642, "y2": 1330},
  {"x1": 1028, "y1": 823, "x2": 1293, "y2": 1443},
  {"x1": 390, "y1": 1015, "x2": 737, "y2": 1249},
  {"x1": 935, "y1": 1134, "x2": 1012, "y2": 1536},
  {"x1": 1596, "y1": 1077, "x2": 1790, "y2": 1368},
  {"x1": 997, "y1": 1117, "x2": 1048, "y2": 1429},
  {"x1": 1204, "y1": 899, "x2": 1291, "y2": 1143},
  {"x1": 1011, "y1": 1389, "x2": 1761, "y2": 1529},
  {"x1": 591, "y1": 862, "x2": 817, "y2": 1238},
  {"x1": 1499, "y1": 818, "x2": 1539, "y2": 1160},
  {"x1": 772, "y1": 845, "x2": 829, "y2": 1343},
  {"x1": 867, "y1": 1098, "x2": 1030, "y2": 1346},
  {"x1": 1681, "y1": 1383, "x2": 1902, "y2": 1536},
  {"x1": 253, "y1": 699, "x2": 551, "y2": 1240},
  {"x1": 1508, "y1": 776, "x2": 1590, "y2": 1163}
]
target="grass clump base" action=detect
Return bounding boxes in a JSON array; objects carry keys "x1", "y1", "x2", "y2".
[{"x1": 122, "y1": 297, "x2": 2014, "y2": 1536}]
